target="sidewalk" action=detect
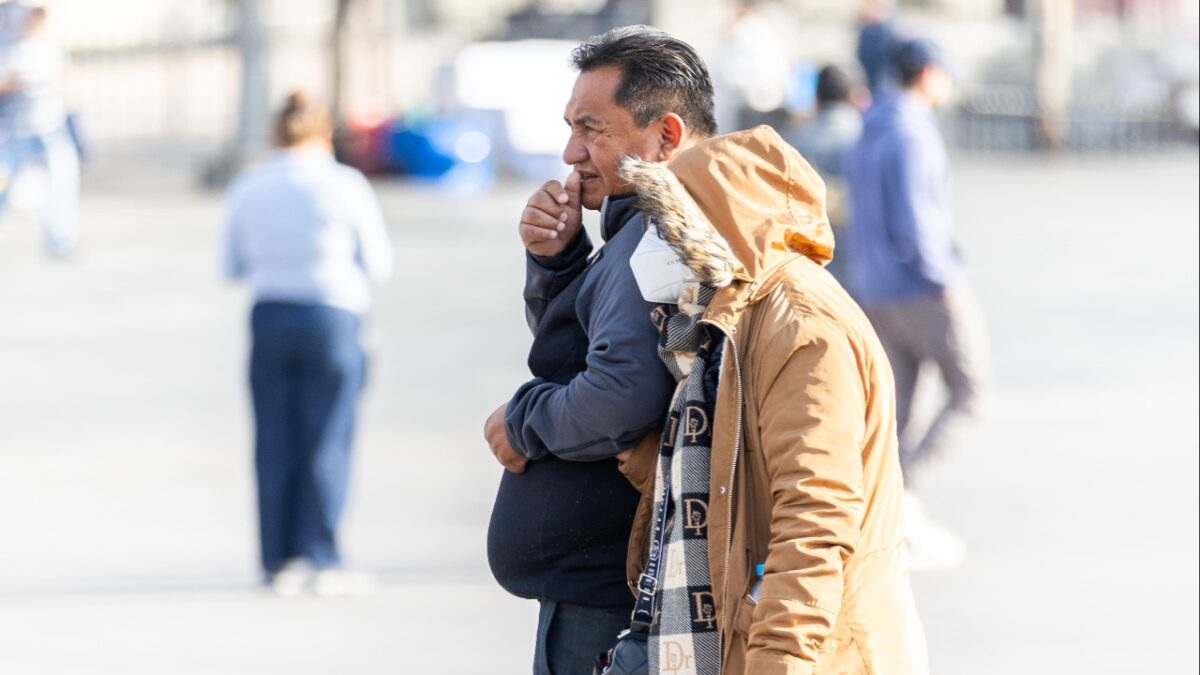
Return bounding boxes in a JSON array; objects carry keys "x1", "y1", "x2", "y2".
[{"x1": 0, "y1": 152, "x2": 1196, "y2": 674}]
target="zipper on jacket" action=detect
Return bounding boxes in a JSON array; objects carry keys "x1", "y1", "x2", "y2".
[{"x1": 704, "y1": 322, "x2": 745, "y2": 671}]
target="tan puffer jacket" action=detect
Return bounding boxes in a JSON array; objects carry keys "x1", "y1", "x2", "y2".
[{"x1": 618, "y1": 126, "x2": 929, "y2": 675}]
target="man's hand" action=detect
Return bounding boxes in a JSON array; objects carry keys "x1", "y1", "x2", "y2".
[
  {"x1": 484, "y1": 402, "x2": 528, "y2": 474},
  {"x1": 520, "y1": 172, "x2": 583, "y2": 257}
]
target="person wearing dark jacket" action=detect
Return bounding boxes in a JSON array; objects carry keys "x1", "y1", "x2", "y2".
[
  {"x1": 856, "y1": 0, "x2": 899, "y2": 95},
  {"x1": 481, "y1": 26, "x2": 716, "y2": 675}
]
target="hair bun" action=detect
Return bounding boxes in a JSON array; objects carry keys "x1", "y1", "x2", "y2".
[
  {"x1": 273, "y1": 90, "x2": 330, "y2": 147},
  {"x1": 284, "y1": 90, "x2": 309, "y2": 111}
]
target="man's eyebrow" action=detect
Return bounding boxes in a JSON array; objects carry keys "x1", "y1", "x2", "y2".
[{"x1": 565, "y1": 114, "x2": 600, "y2": 127}]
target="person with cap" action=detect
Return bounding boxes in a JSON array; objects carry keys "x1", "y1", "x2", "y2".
[{"x1": 843, "y1": 37, "x2": 989, "y2": 571}]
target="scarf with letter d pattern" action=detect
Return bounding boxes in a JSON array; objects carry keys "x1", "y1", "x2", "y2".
[{"x1": 648, "y1": 283, "x2": 723, "y2": 675}]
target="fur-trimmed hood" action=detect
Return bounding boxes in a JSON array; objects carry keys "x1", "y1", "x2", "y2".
[{"x1": 621, "y1": 125, "x2": 833, "y2": 288}]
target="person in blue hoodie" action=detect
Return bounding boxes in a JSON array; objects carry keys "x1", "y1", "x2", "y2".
[
  {"x1": 843, "y1": 37, "x2": 989, "y2": 571},
  {"x1": 480, "y1": 26, "x2": 716, "y2": 675}
]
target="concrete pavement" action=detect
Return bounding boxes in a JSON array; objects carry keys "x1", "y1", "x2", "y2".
[{"x1": 0, "y1": 150, "x2": 1196, "y2": 674}]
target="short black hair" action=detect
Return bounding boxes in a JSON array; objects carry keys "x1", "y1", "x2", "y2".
[
  {"x1": 815, "y1": 65, "x2": 853, "y2": 107},
  {"x1": 570, "y1": 26, "x2": 717, "y2": 137},
  {"x1": 892, "y1": 37, "x2": 944, "y2": 88}
]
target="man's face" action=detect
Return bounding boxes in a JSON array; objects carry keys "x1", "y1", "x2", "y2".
[
  {"x1": 920, "y1": 66, "x2": 954, "y2": 109},
  {"x1": 562, "y1": 66, "x2": 666, "y2": 210}
]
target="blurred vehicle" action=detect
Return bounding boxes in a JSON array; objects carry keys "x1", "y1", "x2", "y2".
[
  {"x1": 340, "y1": 39, "x2": 576, "y2": 188},
  {"x1": 441, "y1": 39, "x2": 574, "y2": 181}
]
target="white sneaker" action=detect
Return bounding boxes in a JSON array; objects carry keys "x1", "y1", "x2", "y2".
[
  {"x1": 903, "y1": 491, "x2": 966, "y2": 572},
  {"x1": 268, "y1": 559, "x2": 311, "y2": 597},
  {"x1": 312, "y1": 568, "x2": 377, "y2": 598}
]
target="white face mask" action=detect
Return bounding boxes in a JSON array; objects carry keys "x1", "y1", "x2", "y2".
[{"x1": 629, "y1": 223, "x2": 697, "y2": 304}]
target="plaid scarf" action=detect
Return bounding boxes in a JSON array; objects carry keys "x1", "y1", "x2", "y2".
[{"x1": 647, "y1": 284, "x2": 723, "y2": 675}]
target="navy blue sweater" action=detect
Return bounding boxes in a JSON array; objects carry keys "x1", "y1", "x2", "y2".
[
  {"x1": 487, "y1": 195, "x2": 675, "y2": 608},
  {"x1": 843, "y1": 92, "x2": 964, "y2": 305}
]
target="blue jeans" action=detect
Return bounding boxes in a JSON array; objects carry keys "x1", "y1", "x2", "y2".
[
  {"x1": 0, "y1": 125, "x2": 80, "y2": 256},
  {"x1": 534, "y1": 600, "x2": 629, "y2": 675},
  {"x1": 249, "y1": 302, "x2": 365, "y2": 574}
]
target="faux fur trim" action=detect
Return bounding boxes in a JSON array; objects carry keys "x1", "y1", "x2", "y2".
[{"x1": 620, "y1": 157, "x2": 739, "y2": 288}]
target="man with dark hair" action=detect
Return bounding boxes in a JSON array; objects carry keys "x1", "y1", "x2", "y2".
[
  {"x1": 568, "y1": 25, "x2": 717, "y2": 141},
  {"x1": 815, "y1": 63, "x2": 853, "y2": 105},
  {"x1": 481, "y1": 26, "x2": 715, "y2": 674},
  {"x1": 844, "y1": 37, "x2": 989, "y2": 570}
]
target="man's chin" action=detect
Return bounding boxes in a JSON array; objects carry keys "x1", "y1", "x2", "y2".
[
  {"x1": 580, "y1": 188, "x2": 605, "y2": 211},
  {"x1": 581, "y1": 182, "x2": 637, "y2": 210}
]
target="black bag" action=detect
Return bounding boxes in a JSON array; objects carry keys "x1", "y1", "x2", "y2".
[
  {"x1": 596, "y1": 428, "x2": 675, "y2": 675},
  {"x1": 593, "y1": 628, "x2": 648, "y2": 675}
]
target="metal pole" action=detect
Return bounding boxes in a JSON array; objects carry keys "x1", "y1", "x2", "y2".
[
  {"x1": 330, "y1": 0, "x2": 352, "y2": 125},
  {"x1": 234, "y1": 0, "x2": 269, "y2": 162},
  {"x1": 1036, "y1": 0, "x2": 1074, "y2": 150},
  {"x1": 205, "y1": 0, "x2": 269, "y2": 187}
]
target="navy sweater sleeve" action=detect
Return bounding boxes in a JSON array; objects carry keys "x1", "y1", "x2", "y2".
[
  {"x1": 881, "y1": 132, "x2": 957, "y2": 291},
  {"x1": 523, "y1": 230, "x2": 593, "y2": 333},
  {"x1": 505, "y1": 221, "x2": 676, "y2": 462}
]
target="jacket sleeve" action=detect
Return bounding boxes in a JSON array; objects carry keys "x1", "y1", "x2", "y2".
[
  {"x1": 523, "y1": 230, "x2": 592, "y2": 333},
  {"x1": 220, "y1": 182, "x2": 247, "y2": 280},
  {"x1": 505, "y1": 242, "x2": 675, "y2": 462},
  {"x1": 617, "y1": 432, "x2": 661, "y2": 494},
  {"x1": 882, "y1": 136, "x2": 957, "y2": 291},
  {"x1": 744, "y1": 329, "x2": 867, "y2": 675},
  {"x1": 349, "y1": 172, "x2": 394, "y2": 284}
]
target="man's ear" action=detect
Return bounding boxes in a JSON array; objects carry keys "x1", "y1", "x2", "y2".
[{"x1": 655, "y1": 113, "x2": 687, "y2": 162}]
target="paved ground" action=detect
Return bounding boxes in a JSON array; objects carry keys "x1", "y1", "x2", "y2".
[{"x1": 0, "y1": 149, "x2": 1196, "y2": 674}]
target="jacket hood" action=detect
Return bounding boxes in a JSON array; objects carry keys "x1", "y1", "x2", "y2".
[{"x1": 620, "y1": 125, "x2": 833, "y2": 288}]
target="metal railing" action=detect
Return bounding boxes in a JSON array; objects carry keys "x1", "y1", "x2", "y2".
[{"x1": 953, "y1": 84, "x2": 1187, "y2": 151}]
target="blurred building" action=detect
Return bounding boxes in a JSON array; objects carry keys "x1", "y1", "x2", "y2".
[{"x1": 32, "y1": 0, "x2": 1200, "y2": 154}]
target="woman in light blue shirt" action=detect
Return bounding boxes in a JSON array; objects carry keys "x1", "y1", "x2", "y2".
[{"x1": 221, "y1": 91, "x2": 392, "y2": 596}]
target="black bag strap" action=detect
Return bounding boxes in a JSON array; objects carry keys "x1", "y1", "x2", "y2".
[{"x1": 628, "y1": 405, "x2": 681, "y2": 634}]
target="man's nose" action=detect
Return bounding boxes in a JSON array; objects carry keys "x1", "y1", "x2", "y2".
[{"x1": 562, "y1": 135, "x2": 587, "y2": 166}]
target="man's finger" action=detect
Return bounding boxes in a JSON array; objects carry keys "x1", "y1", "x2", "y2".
[
  {"x1": 529, "y1": 188, "x2": 564, "y2": 215},
  {"x1": 539, "y1": 180, "x2": 565, "y2": 205},
  {"x1": 521, "y1": 205, "x2": 563, "y2": 231},
  {"x1": 504, "y1": 455, "x2": 528, "y2": 474},
  {"x1": 564, "y1": 171, "x2": 582, "y2": 210},
  {"x1": 521, "y1": 223, "x2": 560, "y2": 242}
]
